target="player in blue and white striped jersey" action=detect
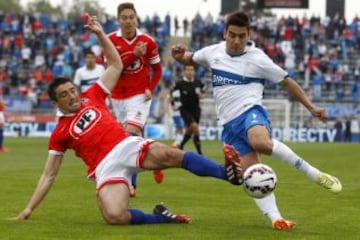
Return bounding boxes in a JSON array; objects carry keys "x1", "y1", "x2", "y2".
[{"x1": 171, "y1": 11, "x2": 342, "y2": 230}]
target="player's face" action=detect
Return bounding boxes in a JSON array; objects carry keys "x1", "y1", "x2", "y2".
[
  {"x1": 223, "y1": 25, "x2": 250, "y2": 55},
  {"x1": 53, "y1": 82, "x2": 81, "y2": 114},
  {"x1": 85, "y1": 54, "x2": 96, "y2": 69},
  {"x1": 118, "y1": 9, "x2": 138, "y2": 38}
]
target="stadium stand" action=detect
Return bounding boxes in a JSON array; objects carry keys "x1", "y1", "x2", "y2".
[{"x1": 0, "y1": 11, "x2": 170, "y2": 113}]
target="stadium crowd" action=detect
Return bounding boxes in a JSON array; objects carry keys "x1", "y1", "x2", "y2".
[
  {"x1": 0, "y1": 11, "x2": 170, "y2": 112},
  {"x1": 0, "y1": 10, "x2": 360, "y2": 114},
  {"x1": 186, "y1": 12, "x2": 360, "y2": 104}
]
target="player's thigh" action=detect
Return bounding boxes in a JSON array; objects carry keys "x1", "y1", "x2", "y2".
[
  {"x1": 97, "y1": 183, "x2": 130, "y2": 223},
  {"x1": 142, "y1": 142, "x2": 184, "y2": 169},
  {"x1": 125, "y1": 94, "x2": 151, "y2": 125},
  {"x1": 247, "y1": 125, "x2": 272, "y2": 153}
]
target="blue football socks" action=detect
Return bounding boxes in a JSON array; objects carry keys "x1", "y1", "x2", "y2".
[
  {"x1": 129, "y1": 209, "x2": 166, "y2": 224},
  {"x1": 181, "y1": 151, "x2": 225, "y2": 180}
]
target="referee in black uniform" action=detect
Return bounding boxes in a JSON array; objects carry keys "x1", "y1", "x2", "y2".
[{"x1": 170, "y1": 65, "x2": 206, "y2": 154}]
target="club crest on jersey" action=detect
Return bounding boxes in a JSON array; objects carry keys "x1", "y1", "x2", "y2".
[
  {"x1": 70, "y1": 107, "x2": 101, "y2": 139},
  {"x1": 122, "y1": 51, "x2": 143, "y2": 73}
]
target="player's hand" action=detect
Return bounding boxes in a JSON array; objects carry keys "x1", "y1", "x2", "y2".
[
  {"x1": 8, "y1": 208, "x2": 32, "y2": 221},
  {"x1": 310, "y1": 107, "x2": 326, "y2": 120},
  {"x1": 84, "y1": 14, "x2": 103, "y2": 35},
  {"x1": 133, "y1": 42, "x2": 147, "y2": 57},
  {"x1": 144, "y1": 88, "x2": 152, "y2": 101},
  {"x1": 171, "y1": 44, "x2": 186, "y2": 61}
]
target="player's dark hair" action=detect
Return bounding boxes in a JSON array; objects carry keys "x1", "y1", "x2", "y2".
[
  {"x1": 83, "y1": 48, "x2": 95, "y2": 56},
  {"x1": 225, "y1": 11, "x2": 250, "y2": 31},
  {"x1": 117, "y1": 2, "x2": 137, "y2": 18},
  {"x1": 48, "y1": 77, "x2": 73, "y2": 101}
]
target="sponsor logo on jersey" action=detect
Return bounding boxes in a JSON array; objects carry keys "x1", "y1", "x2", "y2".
[{"x1": 69, "y1": 107, "x2": 102, "y2": 139}]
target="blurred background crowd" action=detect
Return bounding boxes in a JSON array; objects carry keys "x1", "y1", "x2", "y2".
[{"x1": 0, "y1": 0, "x2": 359, "y2": 141}]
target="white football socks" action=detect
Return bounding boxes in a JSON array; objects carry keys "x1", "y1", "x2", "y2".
[
  {"x1": 253, "y1": 193, "x2": 281, "y2": 222},
  {"x1": 271, "y1": 139, "x2": 319, "y2": 181}
]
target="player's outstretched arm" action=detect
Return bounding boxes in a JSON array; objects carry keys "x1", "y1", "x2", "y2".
[
  {"x1": 85, "y1": 14, "x2": 123, "y2": 92},
  {"x1": 12, "y1": 154, "x2": 63, "y2": 221},
  {"x1": 171, "y1": 44, "x2": 196, "y2": 65},
  {"x1": 280, "y1": 77, "x2": 326, "y2": 120}
]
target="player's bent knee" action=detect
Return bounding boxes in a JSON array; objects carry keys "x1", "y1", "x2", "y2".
[
  {"x1": 103, "y1": 210, "x2": 130, "y2": 225},
  {"x1": 251, "y1": 140, "x2": 273, "y2": 155},
  {"x1": 162, "y1": 147, "x2": 183, "y2": 167}
]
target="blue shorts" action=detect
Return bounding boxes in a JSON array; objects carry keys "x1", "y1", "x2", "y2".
[
  {"x1": 173, "y1": 115, "x2": 185, "y2": 129},
  {"x1": 221, "y1": 105, "x2": 271, "y2": 156}
]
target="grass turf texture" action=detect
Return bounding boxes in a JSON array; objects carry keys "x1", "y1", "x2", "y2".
[{"x1": 0, "y1": 138, "x2": 358, "y2": 240}]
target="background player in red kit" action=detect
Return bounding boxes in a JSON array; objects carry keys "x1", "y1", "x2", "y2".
[
  {"x1": 108, "y1": 2, "x2": 163, "y2": 195},
  {"x1": 13, "y1": 14, "x2": 242, "y2": 226}
]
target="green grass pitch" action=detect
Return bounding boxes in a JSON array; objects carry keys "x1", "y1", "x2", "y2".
[{"x1": 0, "y1": 138, "x2": 359, "y2": 240}]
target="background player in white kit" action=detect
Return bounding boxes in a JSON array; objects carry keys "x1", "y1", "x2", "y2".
[
  {"x1": 73, "y1": 49, "x2": 105, "y2": 92},
  {"x1": 171, "y1": 11, "x2": 342, "y2": 230}
]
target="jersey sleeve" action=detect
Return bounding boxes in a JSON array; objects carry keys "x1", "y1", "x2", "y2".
[
  {"x1": 146, "y1": 36, "x2": 161, "y2": 64},
  {"x1": 48, "y1": 131, "x2": 67, "y2": 155},
  {"x1": 82, "y1": 82, "x2": 109, "y2": 107},
  {"x1": 193, "y1": 45, "x2": 213, "y2": 66},
  {"x1": 257, "y1": 50, "x2": 288, "y2": 84}
]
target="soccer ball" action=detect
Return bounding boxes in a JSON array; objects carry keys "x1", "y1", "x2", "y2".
[{"x1": 243, "y1": 163, "x2": 277, "y2": 199}]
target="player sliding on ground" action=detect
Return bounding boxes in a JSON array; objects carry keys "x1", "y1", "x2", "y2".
[{"x1": 11, "y1": 14, "x2": 245, "y2": 226}]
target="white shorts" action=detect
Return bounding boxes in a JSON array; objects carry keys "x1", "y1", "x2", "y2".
[
  {"x1": 112, "y1": 94, "x2": 152, "y2": 130},
  {"x1": 0, "y1": 112, "x2": 4, "y2": 124},
  {"x1": 92, "y1": 136, "x2": 155, "y2": 192}
]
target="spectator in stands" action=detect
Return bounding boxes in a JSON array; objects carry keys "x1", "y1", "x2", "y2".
[
  {"x1": 183, "y1": 17, "x2": 189, "y2": 36},
  {"x1": 162, "y1": 60, "x2": 174, "y2": 89},
  {"x1": 334, "y1": 118, "x2": 343, "y2": 142},
  {"x1": 174, "y1": 16, "x2": 180, "y2": 36},
  {"x1": 312, "y1": 73, "x2": 323, "y2": 101},
  {"x1": 344, "y1": 117, "x2": 352, "y2": 142}
]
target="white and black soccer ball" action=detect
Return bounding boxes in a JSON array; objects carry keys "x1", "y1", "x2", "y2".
[{"x1": 243, "y1": 163, "x2": 277, "y2": 199}]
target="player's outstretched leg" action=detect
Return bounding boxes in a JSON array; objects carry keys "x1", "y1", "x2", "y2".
[
  {"x1": 317, "y1": 172, "x2": 342, "y2": 193},
  {"x1": 153, "y1": 203, "x2": 191, "y2": 224},
  {"x1": 223, "y1": 144, "x2": 244, "y2": 185},
  {"x1": 271, "y1": 139, "x2": 342, "y2": 193}
]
